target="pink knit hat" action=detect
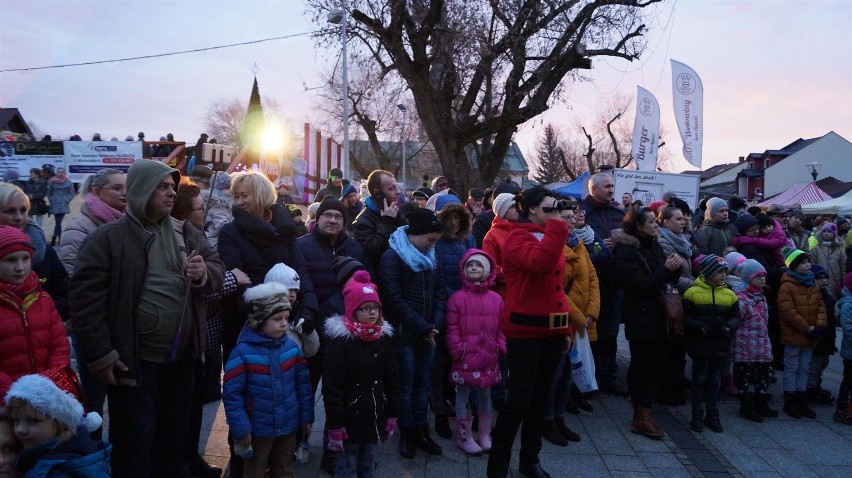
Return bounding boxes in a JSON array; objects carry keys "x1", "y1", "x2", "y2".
[{"x1": 343, "y1": 270, "x2": 382, "y2": 319}]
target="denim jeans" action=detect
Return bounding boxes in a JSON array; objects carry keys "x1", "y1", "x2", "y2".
[
  {"x1": 395, "y1": 342, "x2": 435, "y2": 429},
  {"x1": 783, "y1": 346, "x2": 814, "y2": 392},
  {"x1": 487, "y1": 336, "x2": 563, "y2": 477},
  {"x1": 807, "y1": 353, "x2": 830, "y2": 389},
  {"x1": 690, "y1": 357, "x2": 721, "y2": 412},
  {"x1": 336, "y1": 442, "x2": 378, "y2": 478},
  {"x1": 544, "y1": 351, "x2": 572, "y2": 419},
  {"x1": 107, "y1": 357, "x2": 195, "y2": 478},
  {"x1": 429, "y1": 333, "x2": 454, "y2": 416}
]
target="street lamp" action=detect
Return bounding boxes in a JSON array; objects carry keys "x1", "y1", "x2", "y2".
[
  {"x1": 806, "y1": 161, "x2": 822, "y2": 181},
  {"x1": 328, "y1": 3, "x2": 349, "y2": 179},
  {"x1": 397, "y1": 103, "x2": 407, "y2": 193}
]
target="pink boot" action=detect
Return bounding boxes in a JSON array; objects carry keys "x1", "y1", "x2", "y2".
[
  {"x1": 455, "y1": 417, "x2": 482, "y2": 456},
  {"x1": 476, "y1": 414, "x2": 492, "y2": 452}
]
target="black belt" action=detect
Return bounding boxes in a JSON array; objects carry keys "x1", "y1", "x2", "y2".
[{"x1": 509, "y1": 311, "x2": 570, "y2": 330}]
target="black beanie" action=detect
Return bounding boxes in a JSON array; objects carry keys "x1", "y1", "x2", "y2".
[
  {"x1": 755, "y1": 213, "x2": 773, "y2": 228},
  {"x1": 407, "y1": 209, "x2": 443, "y2": 235},
  {"x1": 316, "y1": 196, "x2": 346, "y2": 218},
  {"x1": 332, "y1": 255, "x2": 365, "y2": 285},
  {"x1": 735, "y1": 213, "x2": 759, "y2": 235}
]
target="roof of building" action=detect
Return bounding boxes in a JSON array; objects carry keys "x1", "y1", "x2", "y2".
[{"x1": 0, "y1": 108, "x2": 33, "y2": 135}]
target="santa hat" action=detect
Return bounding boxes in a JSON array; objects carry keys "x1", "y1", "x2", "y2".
[
  {"x1": 264, "y1": 263, "x2": 300, "y2": 290},
  {"x1": 5, "y1": 374, "x2": 102, "y2": 433},
  {"x1": 243, "y1": 283, "x2": 291, "y2": 329},
  {"x1": 343, "y1": 270, "x2": 381, "y2": 320}
]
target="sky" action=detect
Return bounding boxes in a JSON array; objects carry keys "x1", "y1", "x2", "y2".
[{"x1": 1, "y1": 0, "x2": 850, "y2": 174}]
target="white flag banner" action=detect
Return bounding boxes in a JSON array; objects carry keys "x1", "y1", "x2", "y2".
[
  {"x1": 671, "y1": 60, "x2": 703, "y2": 168},
  {"x1": 631, "y1": 86, "x2": 660, "y2": 172}
]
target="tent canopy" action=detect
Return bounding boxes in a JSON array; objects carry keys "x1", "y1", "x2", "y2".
[
  {"x1": 548, "y1": 172, "x2": 590, "y2": 199},
  {"x1": 756, "y1": 182, "x2": 831, "y2": 207},
  {"x1": 800, "y1": 189, "x2": 852, "y2": 216}
]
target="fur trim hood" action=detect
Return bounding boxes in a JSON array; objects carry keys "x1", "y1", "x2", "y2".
[
  {"x1": 323, "y1": 314, "x2": 394, "y2": 339},
  {"x1": 438, "y1": 202, "x2": 472, "y2": 241},
  {"x1": 243, "y1": 282, "x2": 290, "y2": 302}
]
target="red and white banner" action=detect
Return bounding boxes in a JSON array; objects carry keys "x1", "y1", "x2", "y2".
[
  {"x1": 302, "y1": 123, "x2": 342, "y2": 203},
  {"x1": 671, "y1": 60, "x2": 704, "y2": 169},
  {"x1": 631, "y1": 86, "x2": 660, "y2": 172}
]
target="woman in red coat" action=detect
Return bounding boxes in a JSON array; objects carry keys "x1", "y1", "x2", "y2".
[
  {"x1": 486, "y1": 187, "x2": 572, "y2": 478},
  {"x1": 0, "y1": 225, "x2": 70, "y2": 402}
]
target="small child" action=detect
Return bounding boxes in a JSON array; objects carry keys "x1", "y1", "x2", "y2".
[
  {"x1": 265, "y1": 263, "x2": 320, "y2": 359},
  {"x1": 445, "y1": 250, "x2": 505, "y2": 455},
  {"x1": 806, "y1": 265, "x2": 838, "y2": 405},
  {"x1": 778, "y1": 247, "x2": 827, "y2": 419},
  {"x1": 683, "y1": 254, "x2": 740, "y2": 433},
  {"x1": 322, "y1": 270, "x2": 399, "y2": 478},
  {"x1": 834, "y1": 272, "x2": 852, "y2": 425},
  {"x1": 4, "y1": 374, "x2": 109, "y2": 477},
  {"x1": 223, "y1": 283, "x2": 314, "y2": 478},
  {"x1": 731, "y1": 259, "x2": 778, "y2": 422},
  {"x1": 724, "y1": 251, "x2": 748, "y2": 293},
  {"x1": 0, "y1": 411, "x2": 20, "y2": 477},
  {"x1": 0, "y1": 226, "x2": 70, "y2": 401}
]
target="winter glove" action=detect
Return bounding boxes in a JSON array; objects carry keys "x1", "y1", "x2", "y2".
[
  {"x1": 385, "y1": 417, "x2": 398, "y2": 440},
  {"x1": 298, "y1": 316, "x2": 316, "y2": 335},
  {"x1": 327, "y1": 428, "x2": 348, "y2": 452},
  {"x1": 807, "y1": 326, "x2": 825, "y2": 339}
]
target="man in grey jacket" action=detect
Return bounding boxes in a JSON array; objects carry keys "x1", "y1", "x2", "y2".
[{"x1": 70, "y1": 159, "x2": 224, "y2": 478}]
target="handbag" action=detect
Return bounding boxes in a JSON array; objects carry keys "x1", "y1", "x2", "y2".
[
  {"x1": 636, "y1": 250, "x2": 684, "y2": 336},
  {"x1": 569, "y1": 331, "x2": 598, "y2": 393}
]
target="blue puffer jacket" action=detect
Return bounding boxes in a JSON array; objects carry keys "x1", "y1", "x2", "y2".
[
  {"x1": 16, "y1": 425, "x2": 111, "y2": 477},
  {"x1": 378, "y1": 248, "x2": 448, "y2": 345},
  {"x1": 223, "y1": 325, "x2": 314, "y2": 439},
  {"x1": 297, "y1": 229, "x2": 368, "y2": 320},
  {"x1": 435, "y1": 236, "x2": 475, "y2": 294}
]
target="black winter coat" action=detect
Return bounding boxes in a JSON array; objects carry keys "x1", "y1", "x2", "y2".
[
  {"x1": 378, "y1": 248, "x2": 447, "y2": 345},
  {"x1": 613, "y1": 230, "x2": 680, "y2": 343},
  {"x1": 322, "y1": 316, "x2": 399, "y2": 443},
  {"x1": 353, "y1": 206, "x2": 406, "y2": 270},
  {"x1": 297, "y1": 230, "x2": 368, "y2": 321}
]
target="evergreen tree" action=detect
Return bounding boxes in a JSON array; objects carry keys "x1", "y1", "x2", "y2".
[
  {"x1": 240, "y1": 76, "x2": 265, "y2": 163},
  {"x1": 532, "y1": 124, "x2": 567, "y2": 185}
]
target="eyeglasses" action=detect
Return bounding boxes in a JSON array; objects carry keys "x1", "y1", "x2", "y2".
[
  {"x1": 356, "y1": 305, "x2": 380, "y2": 314},
  {"x1": 320, "y1": 212, "x2": 344, "y2": 221},
  {"x1": 101, "y1": 185, "x2": 126, "y2": 193}
]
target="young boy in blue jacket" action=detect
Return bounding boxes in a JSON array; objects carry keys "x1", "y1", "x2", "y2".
[{"x1": 223, "y1": 283, "x2": 314, "y2": 478}]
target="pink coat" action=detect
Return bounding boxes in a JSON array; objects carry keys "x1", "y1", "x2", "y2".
[{"x1": 445, "y1": 249, "x2": 506, "y2": 388}]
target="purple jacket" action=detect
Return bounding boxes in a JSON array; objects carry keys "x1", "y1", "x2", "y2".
[{"x1": 445, "y1": 249, "x2": 506, "y2": 388}]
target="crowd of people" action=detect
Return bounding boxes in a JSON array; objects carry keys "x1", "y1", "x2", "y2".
[{"x1": 0, "y1": 161, "x2": 851, "y2": 478}]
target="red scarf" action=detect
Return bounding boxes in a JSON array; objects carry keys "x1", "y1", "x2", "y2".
[
  {"x1": 0, "y1": 271, "x2": 41, "y2": 302},
  {"x1": 343, "y1": 315, "x2": 384, "y2": 342}
]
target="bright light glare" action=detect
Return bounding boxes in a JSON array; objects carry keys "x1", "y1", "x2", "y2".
[{"x1": 260, "y1": 124, "x2": 285, "y2": 153}]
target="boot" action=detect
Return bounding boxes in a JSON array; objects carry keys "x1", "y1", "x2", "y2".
[
  {"x1": 783, "y1": 392, "x2": 802, "y2": 419},
  {"x1": 398, "y1": 428, "x2": 417, "y2": 459},
  {"x1": 631, "y1": 406, "x2": 664, "y2": 439},
  {"x1": 320, "y1": 449, "x2": 339, "y2": 475},
  {"x1": 797, "y1": 391, "x2": 817, "y2": 419},
  {"x1": 185, "y1": 453, "x2": 222, "y2": 478},
  {"x1": 807, "y1": 386, "x2": 836, "y2": 405},
  {"x1": 631, "y1": 403, "x2": 642, "y2": 433},
  {"x1": 476, "y1": 414, "x2": 492, "y2": 452},
  {"x1": 434, "y1": 414, "x2": 452, "y2": 439},
  {"x1": 572, "y1": 385, "x2": 594, "y2": 412},
  {"x1": 542, "y1": 419, "x2": 568, "y2": 446},
  {"x1": 413, "y1": 425, "x2": 443, "y2": 455},
  {"x1": 704, "y1": 409, "x2": 723, "y2": 433},
  {"x1": 554, "y1": 415, "x2": 581, "y2": 442},
  {"x1": 690, "y1": 408, "x2": 704, "y2": 432},
  {"x1": 455, "y1": 417, "x2": 482, "y2": 455},
  {"x1": 833, "y1": 402, "x2": 852, "y2": 425},
  {"x1": 738, "y1": 393, "x2": 763, "y2": 422},
  {"x1": 755, "y1": 394, "x2": 779, "y2": 418}
]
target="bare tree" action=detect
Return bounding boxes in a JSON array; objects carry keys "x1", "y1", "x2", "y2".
[
  {"x1": 203, "y1": 97, "x2": 284, "y2": 153},
  {"x1": 307, "y1": 0, "x2": 663, "y2": 194}
]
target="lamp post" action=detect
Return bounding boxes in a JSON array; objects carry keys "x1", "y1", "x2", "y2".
[
  {"x1": 397, "y1": 103, "x2": 407, "y2": 194},
  {"x1": 806, "y1": 161, "x2": 822, "y2": 181},
  {"x1": 327, "y1": 3, "x2": 349, "y2": 179}
]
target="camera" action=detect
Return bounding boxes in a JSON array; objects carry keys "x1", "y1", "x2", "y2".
[{"x1": 554, "y1": 199, "x2": 574, "y2": 211}]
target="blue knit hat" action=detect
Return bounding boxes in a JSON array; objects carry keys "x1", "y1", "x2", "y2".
[
  {"x1": 736, "y1": 259, "x2": 766, "y2": 283},
  {"x1": 434, "y1": 193, "x2": 462, "y2": 212}
]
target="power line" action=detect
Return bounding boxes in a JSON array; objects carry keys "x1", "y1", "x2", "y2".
[{"x1": 0, "y1": 29, "x2": 331, "y2": 73}]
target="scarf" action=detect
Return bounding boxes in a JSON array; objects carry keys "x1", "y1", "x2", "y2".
[
  {"x1": 785, "y1": 269, "x2": 815, "y2": 287},
  {"x1": 566, "y1": 231, "x2": 580, "y2": 248},
  {"x1": 23, "y1": 220, "x2": 47, "y2": 268},
  {"x1": 343, "y1": 315, "x2": 384, "y2": 342},
  {"x1": 48, "y1": 176, "x2": 68, "y2": 184},
  {"x1": 365, "y1": 196, "x2": 381, "y2": 213},
  {"x1": 658, "y1": 226, "x2": 693, "y2": 259},
  {"x1": 389, "y1": 226, "x2": 437, "y2": 272},
  {"x1": 574, "y1": 225, "x2": 596, "y2": 245},
  {"x1": 0, "y1": 270, "x2": 41, "y2": 300},
  {"x1": 84, "y1": 194, "x2": 125, "y2": 224}
]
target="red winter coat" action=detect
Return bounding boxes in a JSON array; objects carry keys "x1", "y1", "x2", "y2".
[
  {"x1": 500, "y1": 218, "x2": 572, "y2": 339},
  {"x1": 0, "y1": 274, "x2": 71, "y2": 401},
  {"x1": 446, "y1": 249, "x2": 506, "y2": 388},
  {"x1": 482, "y1": 216, "x2": 512, "y2": 298}
]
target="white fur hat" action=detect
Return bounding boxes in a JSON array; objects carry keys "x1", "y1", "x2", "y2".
[
  {"x1": 264, "y1": 263, "x2": 300, "y2": 290},
  {"x1": 5, "y1": 374, "x2": 102, "y2": 433}
]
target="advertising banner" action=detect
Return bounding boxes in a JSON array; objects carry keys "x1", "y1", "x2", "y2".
[
  {"x1": 631, "y1": 86, "x2": 660, "y2": 172},
  {"x1": 671, "y1": 60, "x2": 704, "y2": 169},
  {"x1": 0, "y1": 141, "x2": 65, "y2": 179},
  {"x1": 63, "y1": 141, "x2": 142, "y2": 182}
]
